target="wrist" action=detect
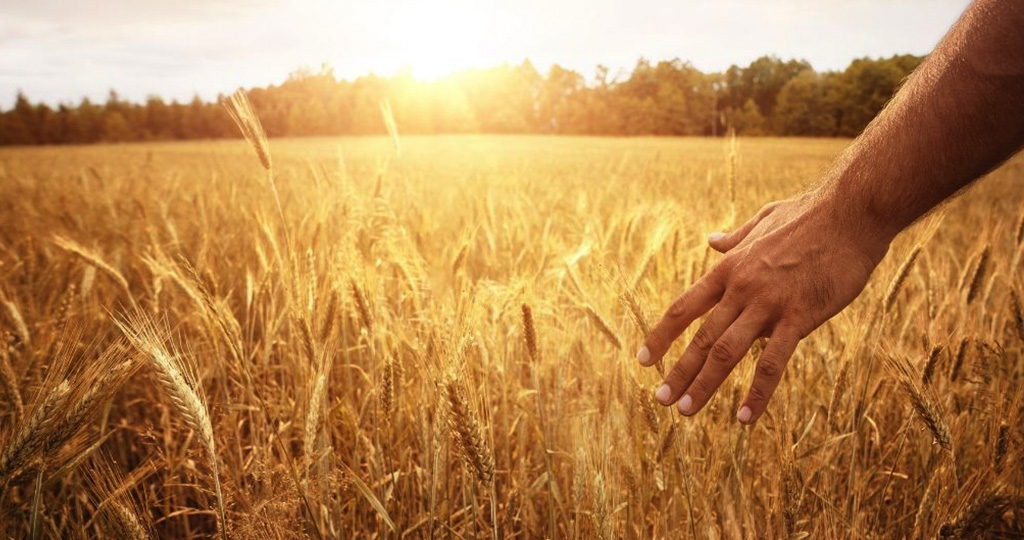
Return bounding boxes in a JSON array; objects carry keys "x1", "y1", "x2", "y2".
[{"x1": 809, "y1": 184, "x2": 896, "y2": 266}]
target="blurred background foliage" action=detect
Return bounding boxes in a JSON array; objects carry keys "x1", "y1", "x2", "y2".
[{"x1": 0, "y1": 54, "x2": 923, "y2": 145}]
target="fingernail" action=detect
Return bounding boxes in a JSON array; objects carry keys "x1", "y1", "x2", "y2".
[
  {"x1": 677, "y1": 394, "x2": 693, "y2": 415},
  {"x1": 708, "y1": 232, "x2": 725, "y2": 241},
  {"x1": 637, "y1": 346, "x2": 650, "y2": 366},
  {"x1": 655, "y1": 384, "x2": 672, "y2": 404},
  {"x1": 737, "y1": 406, "x2": 753, "y2": 424}
]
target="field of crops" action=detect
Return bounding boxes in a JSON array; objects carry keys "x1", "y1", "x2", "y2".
[{"x1": 0, "y1": 130, "x2": 1022, "y2": 538}]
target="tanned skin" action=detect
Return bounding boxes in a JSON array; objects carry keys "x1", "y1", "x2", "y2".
[{"x1": 638, "y1": 0, "x2": 1024, "y2": 425}]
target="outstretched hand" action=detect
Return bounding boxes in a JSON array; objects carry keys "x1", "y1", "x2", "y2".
[{"x1": 637, "y1": 191, "x2": 891, "y2": 424}]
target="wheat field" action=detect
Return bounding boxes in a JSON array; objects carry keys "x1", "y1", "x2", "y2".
[{"x1": 0, "y1": 121, "x2": 1022, "y2": 538}]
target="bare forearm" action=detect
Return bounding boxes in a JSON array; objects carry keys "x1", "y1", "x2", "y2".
[
  {"x1": 822, "y1": 0, "x2": 1024, "y2": 250},
  {"x1": 641, "y1": 0, "x2": 1024, "y2": 426}
]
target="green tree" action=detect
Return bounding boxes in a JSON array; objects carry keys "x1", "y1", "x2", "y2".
[
  {"x1": 828, "y1": 55, "x2": 922, "y2": 136},
  {"x1": 773, "y1": 70, "x2": 835, "y2": 136},
  {"x1": 726, "y1": 98, "x2": 767, "y2": 135}
]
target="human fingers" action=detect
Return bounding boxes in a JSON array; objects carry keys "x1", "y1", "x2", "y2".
[
  {"x1": 736, "y1": 325, "x2": 801, "y2": 424},
  {"x1": 672, "y1": 308, "x2": 770, "y2": 415},
  {"x1": 707, "y1": 202, "x2": 778, "y2": 253},
  {"x1": 653, "y1": 298, "x2": 743, "y2": 406},
  {"x1": 639, "y1": 265, "x2": 727, "y2": 368}
]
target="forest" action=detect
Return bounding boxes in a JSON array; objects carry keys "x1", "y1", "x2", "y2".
[{"x1": 0, "y1": 54, "x2": 922, "y2": 145}]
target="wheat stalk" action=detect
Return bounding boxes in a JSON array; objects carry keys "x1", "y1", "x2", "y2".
[
  {"x1": 993, "y1": 421, "x2": 1009, "y2": 470},
  {"x1": 443, "y1": 375, "x2": 494, "y2": 486},
  {"x1": 379, "y1": 355, "x2": 394, "y2": 421},
  {"x1": 950, "y1": 337, "x2": 970, "y2": 382},
  {"x1": 581, "y1": 304, "x2": 622, "y2": 350},
  {"x1": 83, "y1": 456, "x2": 153, "y2": 540},
  {"x1": 0, "y1": 345, "x2": 23, "y2": 418},
  {"x1": 828, "y1": 355, "x2": 852, "y2": 430},
  {"x1": 1014, "y1": 200, "x2": 1024, "y2": 246},
  {"x1": 319, "y1": 291, "x2": 338, "y2": 344},
  {"x1": 112, "y1": 502, "x2": 150, "y2": 540},
  {"x1": 911, "y1": 472, "x2": 939, "y2": 540},
  {"x1": 0, "y1": 380, "x2": 70, "y2": 480},
  {"x1": 921, "y1": 345, "x2": 943, "y2": 386},
  {"x1": 620, "y1": 286, "x2": 651, "y2": 337},
  {"x1": 115, "y1": 314, "x2": 226, "y2": 537},
  {"x1": 631, "y1": 380, "x2": 659, "y2": 434},
  {"x1": 883, "y1": 245, "x2": 920, "y2": 313},
  {"x1": 884, "y1": 354, "x2": 953, "y2": 453},
  {"x1": 46, "y1": 350, "x2": 135, "y2": 455},
  {"x1": 52, "y1": 235, "x2": 135, "y2": 307},
  {"x1": 939, "y1": 492, "x2": 1022, "y2": 539},
  {"x1": 380, "y1": 100, "x2": 401, "y2": 157},
  {"x1": 3, "y1": 299, "x2": 30, "y2": 346},
  {"x1": 224, "y1": 88, "x2": 292, "y2": 255},
  {"x1": 224, "y1": 89, "x2": 271, "y2": 171},
  {"x1": 350, "y1": 279, "x2": 373, "y2": 335},
  {"x1": 963, "y1": 245, "x2": 990, "y2": 304},
  {"x1": 304, "y1": 351, "x2": 329, "y2": 477},
  {"x1": 1009, "y1": 288, "x2": 1024, "y2": 342},
  {"x1": 521, "y1": 303, "x2": 539, "y2": 362}
]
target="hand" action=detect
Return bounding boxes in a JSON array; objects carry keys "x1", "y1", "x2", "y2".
[{"x1": 637, "y1": 191, "x2": 890, "y2": 424}]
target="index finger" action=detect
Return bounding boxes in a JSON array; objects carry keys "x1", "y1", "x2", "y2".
[{"x1": 639, "y1": 266, "x2": 726, "y2": 367}]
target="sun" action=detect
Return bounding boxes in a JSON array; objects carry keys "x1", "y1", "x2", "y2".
[
  {"x1": 376, "y1": 0, "x2": 506, "y2": 80},
  {"x1": 399, "y1": 0, "x2": 505, "y2": 78},
  {"x1": 294, "y1": 0, "x2": 513, "y2": 81}
]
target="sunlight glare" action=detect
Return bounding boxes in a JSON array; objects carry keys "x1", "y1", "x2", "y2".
[
  {"x1": 304, "y1": 0, "x2": 507, "y2": 80},
  {"x1": 393, "y1": 1, "x2": 500, "y2": 79}
]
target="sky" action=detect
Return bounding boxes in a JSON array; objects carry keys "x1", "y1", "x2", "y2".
[{"x1": 0, "y1": 0, "x2": 973, "y2": 109}]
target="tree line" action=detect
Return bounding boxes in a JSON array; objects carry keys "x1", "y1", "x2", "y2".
[{"x1": 0, "y1": 54, "x2": 922, "y2": 145}]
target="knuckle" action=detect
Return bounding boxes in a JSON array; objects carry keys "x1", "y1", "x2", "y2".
[
  {"x1": 710, "y1": 259, "x2": 732, "y2": 280},
  {"x1": 691, "y1": 326, "x2": 716, "y2": 351},
  {"x1": 708, "y1": 340, "x2": 738, "y2": 366},
  {"x1": 756, "y1": 357, "x2": 784, "y2": 381},
  {"x1": 746, "y1": 383, "x2": 772, "y2": 404},
  {"x1": 667, "y1": 359, "x2": 692, "y2": 383},
  {"x1": 667, "y1": 294, "x2": 690, "y2": 318},
  {"x1": 730, "y1": 272, "x2": 754, "y2": 292},
  {"x1": 747, "y1": 291, "x2": 774, "y2": 310}
]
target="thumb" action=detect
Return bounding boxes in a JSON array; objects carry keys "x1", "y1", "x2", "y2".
[
  {"x1": 708, "y1": 217, "x2": 757, "y2": 253},
  {"x1": 708, "y1": 203, "x2": 776, "y2": 253}
]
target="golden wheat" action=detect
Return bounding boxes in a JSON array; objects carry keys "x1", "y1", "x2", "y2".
[
  {"x1": 884, "y1": 354, "x2": 953, "y2": 453},
  {"x1": 0, "y1": 135, "x2": 1021, "y2": 538},
  {"x1": 115, "y1": 314, "x2": 226, "y2": 537}
]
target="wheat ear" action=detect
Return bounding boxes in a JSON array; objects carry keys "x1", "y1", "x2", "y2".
[
  {"x1": 884, "y1": 354, "x2": 952, "y2": 454},
  {"x1": 0, "y1": 346, "x2": 23, "y2": 418},
  {"x1": 443, "y1": 375, "x2": 494, "y2": 486},
  {"x1": 828, "y1": 355, "x2": 852, "y2": 430},
  {"x1": 911, "y1": 472, "x2": 939, "y2": 540},
  {"x1": 921, "y1": 345, "x2": 944, "y2": 386},
  {"x1": 52, "y1": 235, "x2": 135, "y2": 307},
  {"x1": 1009, "y1": 288, "x2": 1024, "y2": 342},
  {"x1": 224, "y1": 89, "x2": 271, "y2": 171},
  {"x1": 304, "y1": 347, "x2": 331, "y2": 477},
  {"x1": 115, "y1": 314, "x2": 226, "y2": 538},
  {"x1": 0, "y1": 380, "x2": 70, "y2": 480},
  {"x1": 582, "y1": 304, "x2": 622, "y2": 350},
  {"x1": 521, "y1": 303, "x2": 539, "y2": 362},
  {"x1": 939, "y1": 492, "x2": 1022, "y2": 539},
  {"x1": 3, "y1": 299, "x2": 30, "y2": 346},
  {"x1": 883, "y1": 245, "x2": 920, "y2": 313},
  {"x1": 963, "y1": 245, "x2": 990, "y2": 304}
]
